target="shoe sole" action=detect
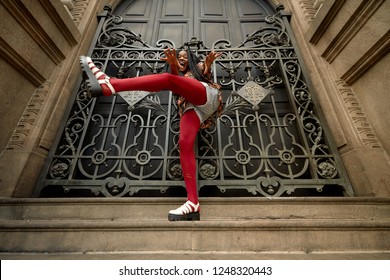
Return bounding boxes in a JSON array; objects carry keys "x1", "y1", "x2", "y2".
[
  {"x1": 79, "y1": 56, "x2": 103, "y2": 98},
  {"x1": 168, "y1": 212, "x2": 200, "y2": 221}
]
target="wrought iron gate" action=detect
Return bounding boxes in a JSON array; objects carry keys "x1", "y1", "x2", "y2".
[{"x1": 34, "y1": 4, "x2": 354, "y2": 197}]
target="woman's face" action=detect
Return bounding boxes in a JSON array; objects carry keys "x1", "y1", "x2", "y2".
[{"x1": 177, "y1": 50, "x2": 189, "y2": 71}]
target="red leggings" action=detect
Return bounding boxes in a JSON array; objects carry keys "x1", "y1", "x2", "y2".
[
  {"x1": 110, "y1": 73, "x2": 207, "y2": 105},
  {"x1": 110, "y1": 73, "x2": 204, "y2": 204},
  {"x1": 179, "y1": 110, "x2": 201, "y2": 204}
]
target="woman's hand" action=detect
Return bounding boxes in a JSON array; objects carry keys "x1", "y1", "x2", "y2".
[
  {"x1": 161, "y1": 48, "x2": 183, "y2": 74},
  {"x1": 203, "y1": 51, "x2": 222, "y2": 75}
]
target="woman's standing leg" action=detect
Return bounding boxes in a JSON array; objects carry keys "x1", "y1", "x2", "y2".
[
  {"x1": 178, "y1": 109, "x2": 201, "y2": 204},
  {"x1": 168, "y1": 109, "x2": 201, "y2": 221}
]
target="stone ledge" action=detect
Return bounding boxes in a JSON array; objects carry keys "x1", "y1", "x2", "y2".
[
  {"x1": 1, "y1": 250, "x2": 390, "y2": 260},
  {"x1": 2, "y1": 196, "x2": 390, "y2": 204},
  {"x1": 0, "y1": 219, "x2": 389, "y2": 253},
  {"x1": 1, "y1": 197, "x2": 389, "y2": 220},
  {"x1": 1, "y1": 218, "x2": 389, "y2": 230}
]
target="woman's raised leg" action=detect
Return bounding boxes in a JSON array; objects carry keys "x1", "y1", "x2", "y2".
[
  {"x1": 111, "y1": 73, "x2": 207, "y2": 105},
  {"x1": 80, "y1": 56, "x2": 207, "y2": 105}
]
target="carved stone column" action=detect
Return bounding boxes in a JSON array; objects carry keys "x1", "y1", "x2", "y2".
[{"x1": 283, "y1": 0, "x2": 390, "y2": 196}]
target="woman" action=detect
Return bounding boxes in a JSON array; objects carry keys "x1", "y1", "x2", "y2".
[{"x1": 80, "y1": 48, "x2": 222, "y2": 221}]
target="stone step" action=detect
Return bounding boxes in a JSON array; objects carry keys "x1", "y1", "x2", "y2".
[
  {"x1": 1, "y1": 197, "x2": 389, "y2": 220},
  {"x1": 1, "y1": 217, "x2": 389, "y2": 252},
  {"x1": 2, "y1": 251, "x2": 390, "y2": 260},
  {"x1": 0, "y1": 197, "x2": 389, "y2": 259}
]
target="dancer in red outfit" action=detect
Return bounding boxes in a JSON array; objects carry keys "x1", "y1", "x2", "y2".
[{"x1": 80, "y1": 48, "x2": 222, "y2": 221}]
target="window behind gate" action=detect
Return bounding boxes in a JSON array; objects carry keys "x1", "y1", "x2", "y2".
[{"x1": 34, "y1": 0, "x2": 354, "y2": 197}]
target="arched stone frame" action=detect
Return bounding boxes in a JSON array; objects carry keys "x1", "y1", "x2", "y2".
[{"x1": 32, "y1": 0, "x2": 352, "y2": 196}]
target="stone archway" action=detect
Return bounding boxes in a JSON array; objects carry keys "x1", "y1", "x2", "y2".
[{"x1": 34, "y1": 0, "x2": 353, "y2": 198}]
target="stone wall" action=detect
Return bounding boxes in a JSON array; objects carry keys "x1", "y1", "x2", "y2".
[
  {"x1": 0, "y1": 0, "x2": 109, "y2": 196},
  {"x1": 282, "y1": 0, "x2": 390, "y2": 196}
]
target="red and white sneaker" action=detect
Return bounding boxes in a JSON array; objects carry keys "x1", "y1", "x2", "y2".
[
  {"x1": 79, "y1": 56, "x2": 116, "y2": 98},
  {"x1": 168, "y1": 200, "x2": 200, "y2": 221}
]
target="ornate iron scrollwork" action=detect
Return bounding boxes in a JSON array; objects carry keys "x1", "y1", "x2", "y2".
[
  {"x1": 98, "y1": 15, "x2": 151, "y2": 48},
  {"x1": 34, "y1": 9, "x2": 353, "y2": 198}
]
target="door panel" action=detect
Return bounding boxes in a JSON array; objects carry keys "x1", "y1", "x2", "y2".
[
  {"x1": 158, "y1": 23, "x2": 188, "y2": 45},
  {"x1": 122, "y1": 0, "x2": 152, "y2": 16},
  {"x1": 161, "y1": 0, "x2": 189, "y2": 16},
  {"x1": 237, "y1": 0, "x2": 269, "y2": 17},
  {"x1": 201, "y1": 0, "x2": 227, "y2": 17},
  {"x1": 200, "y1": 22, "x2": 230, "y2": 47}
]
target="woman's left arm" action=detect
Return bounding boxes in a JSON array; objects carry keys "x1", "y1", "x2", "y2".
[{"x1": 202, "y1": 51, "x2": 222, "y2": 76}]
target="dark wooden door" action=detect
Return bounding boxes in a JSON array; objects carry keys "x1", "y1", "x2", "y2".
[{"x1": 114, "y1": 0, "x2": 274, "y2": 47}]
